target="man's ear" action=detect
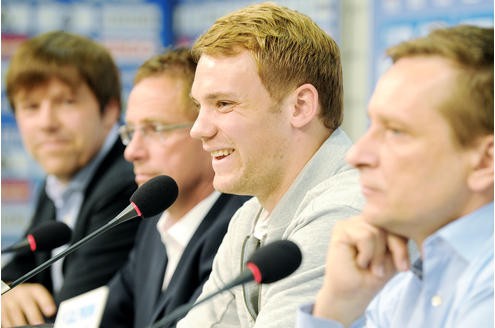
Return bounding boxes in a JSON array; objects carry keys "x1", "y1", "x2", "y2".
[
  {"x1": 468, "y1": 134, "x2": 494, "y2": 192},
  {"x1": 290, "y1": 83, "x2": 319, "y2": 128}
]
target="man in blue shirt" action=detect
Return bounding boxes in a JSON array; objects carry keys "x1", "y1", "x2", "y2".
[{"x1": 297, "y1": 25, "x2": 493, "y2": 327}]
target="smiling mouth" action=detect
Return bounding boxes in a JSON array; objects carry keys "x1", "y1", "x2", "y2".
[{"x1": 211, "y1": 149, "x2": 234, "y2": 160}]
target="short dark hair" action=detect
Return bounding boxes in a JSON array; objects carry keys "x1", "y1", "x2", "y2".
[
  {"x1": 6, "y1": 30, "x2": 122, "y2": 114},
  {"x1": 133, "y1": 47, "x2": 197, "y2": 121}
]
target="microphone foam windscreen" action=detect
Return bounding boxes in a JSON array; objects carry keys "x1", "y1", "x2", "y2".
[
  {"x1": 30, "y1": 221, "x2": 72, "y2": 252},
  {"x1": 130, "y1": 175, "x2": 179, "y2": 218},
  {"x1": 247, "y1": 239, "x2": 302, "y2": 284}
]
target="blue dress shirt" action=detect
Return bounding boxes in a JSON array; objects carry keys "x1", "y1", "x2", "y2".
[
  {"x1": 45, "y1": 124, "x2": 120, "y2": 291},
  {"x1": 297, "y1": 202, "x2": 494, "y2": 328}
]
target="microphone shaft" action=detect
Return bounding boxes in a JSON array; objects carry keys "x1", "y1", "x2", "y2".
[
  {"x1": 1, "y1": 240, "x2": 30, "y2": 254},
  {"x1": 3, "y1": 217, "x2": 126, "y2": 294},
  {"x1": 149, "y1": 270, "x2": 253, "y2": 328}
]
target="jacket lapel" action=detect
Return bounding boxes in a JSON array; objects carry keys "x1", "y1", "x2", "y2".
[{"x1": 149, "y1": 194, "x2": 234, "y2": 325}]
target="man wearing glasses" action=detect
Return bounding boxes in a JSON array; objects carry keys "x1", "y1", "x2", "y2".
[{"x1": 101, "y1": 48, "x2": 249, "y2": 328}]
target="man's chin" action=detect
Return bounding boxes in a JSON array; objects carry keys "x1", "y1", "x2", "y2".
[
  {"x1": 42, "y1": 167, "x2": 76, "y2": 182},
  {"x1": 361, "y1": 205, "x2": 387, "y2": 225},
  {"x1": 135, "y1": 174, "x2": 157, "y2": 186},
  {"x1": 213, "y1": 177, "x2": 239, "y2": 195}
]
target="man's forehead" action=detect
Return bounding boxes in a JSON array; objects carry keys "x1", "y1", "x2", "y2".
[{"x1": 14, "y1": 75, "x2": 83, "y2": 96}]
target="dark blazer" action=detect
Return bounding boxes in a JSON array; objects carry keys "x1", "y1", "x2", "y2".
[
  {"x1": 2, "y1": 139, "x2": 140, "y2": 305},
  {"x1": 101, "y1": 193, "x2": 250, "y2": 328}
]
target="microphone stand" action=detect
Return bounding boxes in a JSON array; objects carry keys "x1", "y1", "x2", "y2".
[
  {"x1": 149, "y1": 271, "x2": 253, "y2": 328},
  {"x1": 2, "y1": 207, "x2": 137, "y2": 295}
]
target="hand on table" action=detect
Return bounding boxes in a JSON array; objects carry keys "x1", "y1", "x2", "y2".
[{"x1": 2, "y1": 283, "x2": 56, "y2": 327}]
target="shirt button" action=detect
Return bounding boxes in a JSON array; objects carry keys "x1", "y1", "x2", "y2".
[{"x1": 431, "y1": 295, "x2": 442, "y2": 307}]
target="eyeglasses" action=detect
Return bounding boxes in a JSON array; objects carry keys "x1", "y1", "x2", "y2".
[{"x1": 118, "y1": 122, "x2": 193, "y2": 145}]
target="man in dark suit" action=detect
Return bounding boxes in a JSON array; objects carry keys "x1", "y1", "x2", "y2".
[
  {"x1": 1, "y1": 31, "x2": 139, "y2": 327},
  {"x1": 101, "y1": 48, "x2": 249, "y2": 328}
]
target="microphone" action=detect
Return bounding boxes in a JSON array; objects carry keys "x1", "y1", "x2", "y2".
[
  {"x1": 1, "y1": 221, "x2": 72, "y2": 254},
  {"x1": 106, "y1": 175, "x2": 179, "y2": 226},
  {"x1": 2, "y1": 175, "x2": 178, "y2": 295},
  {"x1": 150, "y1": 239, "x2": 302, "y2": 328}
]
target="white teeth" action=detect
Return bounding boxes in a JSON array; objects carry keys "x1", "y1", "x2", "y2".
[{"x1": 211, "y1": 149, "x2": 234, "y2": 157}]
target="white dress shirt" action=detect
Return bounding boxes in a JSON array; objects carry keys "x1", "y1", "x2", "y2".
[{"x1": 156, "y1": 191, "x2": 221, "y2": 289}]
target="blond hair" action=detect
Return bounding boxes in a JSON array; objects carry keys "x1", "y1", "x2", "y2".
[
  {"x1": 192, "y1": 2, "x2": 343, "y2": 130},
  {"x1": 387, "y1": 25, "x2": 493, "y2": 147}
]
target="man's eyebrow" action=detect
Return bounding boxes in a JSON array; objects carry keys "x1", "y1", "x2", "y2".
[{"x1": 190, "y1": 92, "x2": 237, "y2": 102}]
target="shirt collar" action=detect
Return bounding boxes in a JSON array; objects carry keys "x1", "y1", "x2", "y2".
[
  {"x1": 45, "y1": 124, "x2": 120, "y2": 203},
  {"x1": 427, "y1": 202, "x2": 494, "y2": 262},
  {"x1": 157, "y1": 191, "x2": 221, "y2": 248}
]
